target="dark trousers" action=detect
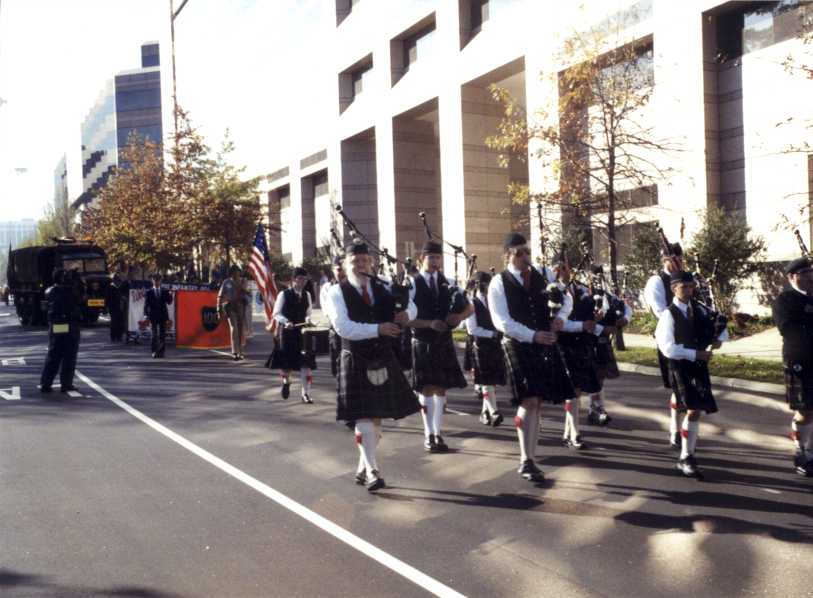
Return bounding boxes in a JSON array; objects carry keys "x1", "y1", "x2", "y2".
[
  {"x1": 151, "y1": 320, "x2": 167, "y2": 356},
  {"x1": 110, "y1": 309, "x2": 125, "y2": 341},
  {"x1": 40, "y1": 327, "x2": 80, "y2": 389}
]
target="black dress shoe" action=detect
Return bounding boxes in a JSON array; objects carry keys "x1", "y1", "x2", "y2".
[
  {"x1": 677, "y1": 455, "x2": 702, "y2": 478},
  {"x1": 793, "y1": 451, "x2": 813, "y2": 477},
  {"x1": 151, "y1": 352, "x2": 158, "y2": 358},
  {"x1": 366, "y1": 470, "x2": 386, "y2": 492},
  {"x1": 232, "y1": 354, "x2": 240, "y2": 361},
  {"x1": 60, "y1": 386, "x2": 78, "y2": 393},
  {"x1": 424, "y1": 435, "x2": 438, "y2": 452},
  {"x1": 479, "y1": 412, "x2": 492, "y2": 426},
  {"x1": 518, "y1": 460, "x2": 544, "y2": 482},
  {"x1": 434, "y1": 435, "x2": 449, "y2": 452},
  {"x1": 37, "y1": 385, "x2": 53, "y2": 393},
  {"x1": 281, "y1": 382, "x2": 290, "y2": 400},
  {"x1": 491, "y1": 412, "x2": 504, "y2": 427},
  {"x1": 354, "y1": 471, "x2": 367, "y2": 485},
  {"x1": 562, "y1": 435, "x2": 586, "y2": 450},
  {"x1": 301, "y1": 394, "x2": 313, "y2": 404}
]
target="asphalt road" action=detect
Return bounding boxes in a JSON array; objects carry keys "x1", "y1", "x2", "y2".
[{"x1": 1, "y1": 310, "x2": 811, "y2": 598}]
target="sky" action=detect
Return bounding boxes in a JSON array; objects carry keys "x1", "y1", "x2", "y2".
[{"x1": 0, "y1": 0, "x2": 331, "y2": 223}]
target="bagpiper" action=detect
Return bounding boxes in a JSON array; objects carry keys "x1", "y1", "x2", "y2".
[
  {"x1": 644, "y1": 241, "x2": 686, "y2": 448},
  {"x1": 655, "y1": 271, "x2": 728, "y2": 478},
  {"x1": 269, "y1": 267, "x2": 317, "y2": 403},
  {"x1": 325, "y1": 242, "x2": 421, "y2": 492},
  {"x1": 408, "y1": 240, "x2": 473, "y2": 453},
  {"x1": 771, "y1": 256, "x2": 813, "y2": 477},
  {"x1": 488, "y1": 233, "x2": 575, "y2": 482},
  {"x1": 465, "y1": 271, "x2": 506, "y2": 427}
]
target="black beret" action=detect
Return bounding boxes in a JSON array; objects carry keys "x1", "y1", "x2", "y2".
[
  {"x1": 503, "y1": 232, "x2": 527, "y2": 250},
  {"x1": 346, "y1": 241, "x2": 369, "y2": 256},
  {"x1": 669, "y1": 270, "x2": 695, "y2": 285},
  {"x1": 474, "y1": 271, "x2": 492, "y2": 285},
  {"x1": 293, "y1": 267, "x2": 308, "y2": 278},
  {"x1": 785, "y1": 256, "x2": 813, "y2": 275},
  {"x1": 421, "y1": 240, "x2": 443, "y2": 254},
  {"x1": 661, "y1": 242, "x2": 683, "y2": 258}
]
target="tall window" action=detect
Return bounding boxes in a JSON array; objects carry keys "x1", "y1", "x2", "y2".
[
  {"x1": 471, "y1": 0, "x2": 489, "y2": 34},
  {"x1": 403, "y1": 24, "x2": 437, "y2": 73}
]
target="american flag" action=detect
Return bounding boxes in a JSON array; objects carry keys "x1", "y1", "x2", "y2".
[{"x1": 248, "y1": 223, "x2": 277, "y2": 323}]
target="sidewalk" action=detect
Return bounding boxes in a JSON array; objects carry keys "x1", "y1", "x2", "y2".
[{"x1": 622, "y1": 327, "x2": 782, "y2": 361}]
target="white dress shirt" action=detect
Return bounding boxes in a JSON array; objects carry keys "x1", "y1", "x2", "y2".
[
  {"x1": 644, "y1": 271, "x2": 671, "y2": 318},
  {"x1": 488, "y1": 265, "x2": 569, "y2": 344},
  {"x1": 327, "y1": 278, "x2": 417, "y2": 341},
  {"x1": 408, "y1": 270, "x2": 442, "y2": 304},
  {"x1": 320, "y1": 282, "x2": 335, "y2": 325},
  {"x1": 655, "y1": 297, "x2": 729, "y2": 362},
  {"x1": 465, "y1": 292, "x2": 497, "y2": 338},
  {"x1": 272, "y1": 287, "x2": 312, "y2": 326}
]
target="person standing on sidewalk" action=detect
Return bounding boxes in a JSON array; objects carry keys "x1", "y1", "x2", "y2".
[
  {"x1": 217, "y1": 265, "x2": 245, "y2": 361},
  {"x1": 772, "y1": 256, "x2": 813, "y2": 477}
]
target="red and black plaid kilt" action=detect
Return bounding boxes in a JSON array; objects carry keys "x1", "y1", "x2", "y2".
[
  {"x1": 558, "y1": 334, "x2": 602, "y2": 395},
  {"x1": 657, "y1": 347, "x2": 672, "y2": 388},
  {"x1": 411, "y1": 334, "x2": 467, "y2": 391},
  {"x1": 472, "y1": 336, "x2": 506, "y2": 386},
  {"x1": 502, "y1": 338, "x2": 574, "y2": 406},
  {"x1": 269, "y1": 328, "x2": 317, "y2": 371},
  {"x1": 336, "y1": 339, "x2": 420, "y2": 422},
  {"x1": 784, "y1": 362, "x2": 813, "y2": 411},
  {"x1": 595, "y1": 336, "x2": 620, "y2": 382},
  {"x1": 668, "y1": 359, "x2": 718, "y2": 413}
]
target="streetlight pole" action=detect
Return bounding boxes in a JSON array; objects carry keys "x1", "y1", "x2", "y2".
[{"x1": 169, "y1": 0, "x2": 191, "y2": 137}]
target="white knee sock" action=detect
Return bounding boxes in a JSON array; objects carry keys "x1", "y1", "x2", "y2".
[
  {"x1": 515, "y1": 407, "x2": 531, "y2": 463},
  {"x1": 669, "y1": 394, "x2": 682, "y2": 437},
  {"x1": 300, "y1": 368, "x2": 312, "y2": 395},
  {"x1": 483, "y1": 386, "x2": 498, "y2": 415},
  {"x1": 418, "y1": 393, "x2": 433, "y2": 439},
  {"x1": 432, "y1": 395, "x2": 445, "y2": 436},
  {"x1": 564, "y1": 398, "x2": 580, "y2": 440},
  {"x1": 680, "y1": 417, "x2": 700, "y2": 459},
  {"x1": 792, "y1": 419, "x2": 813, "y2": 452},
  {"x1": 355, "y1": 420, "x2": 378, "y2": 474}
]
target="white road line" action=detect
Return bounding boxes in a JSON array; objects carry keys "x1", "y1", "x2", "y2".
[
  {"x1": 75, "y1": 370, "x2": 466, "y2": 598},
  {"x1": 67, "y1": 390, "x2": 82, "y2": 398},
  {"x1": 445, "y1": 408, "x2": 470, "y2": 417},
  {"x1": 208, "y1": 349, "x2": 233, "y2": 358}
]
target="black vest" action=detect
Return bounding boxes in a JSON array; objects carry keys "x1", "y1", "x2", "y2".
[
  {"x1": 339, "y1": 280, "x2": 396, "y2": 351},
  {"x1": 501, "y1": 269, "x2": 552, "y2": 333},
  {"x1": 473, "y1": 296, "x2": 496, "y2": 332},
  {"x1": 773, "y1": 288, "x2": 813, "y2": 363},
  {"x1": 569, "y1": 283, "x2": 596, "y2": 322},
  {"x1": 669, "y1": 302, "x2": 702, "y2": 351},
  {"x1": 281, "y1": 288, "x2": 308, "y2": 324},
  {"x1": 412, "y1": 272, "x2": 451, "y2": 343}
]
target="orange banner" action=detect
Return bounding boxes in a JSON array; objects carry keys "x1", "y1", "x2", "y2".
[{"x1": 175, "y1": 290, "x2": 231, "y2": 349}]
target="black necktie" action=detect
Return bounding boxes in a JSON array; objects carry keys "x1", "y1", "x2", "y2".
[{"x1": 429, "y1": 275, "x2": 438, "y2": 298}]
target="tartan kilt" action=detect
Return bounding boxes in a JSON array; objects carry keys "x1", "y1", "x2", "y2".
[
  {"x1": 472, "y1": 336, "x2": 506, "y2": 386},
  {"x1": 412, "y1": 334, "x2": 467, "y2": 391},
  {"x1": 595, "y1": 336, "x2": 620, "y2": 382},
  {"x1": 394, "y1": 328, "x2": 413, "y2": 371},
  {"x1": 657, "y1": 347, "x2": 672, "y2": 388},
  {"x1": 329, "y1": 328, "x2": 340, "y2": 378},
  {"x1": 463, "y1": 335, "x2": 474, "y2": 372},
  {"x1": 336, "y1": 340, "x2": 421, "y2": 422},
  {"x1": 502, "y1": 338, "x2": 574, "y2": 406},
  {"x1": 669, "y1": 359, "x2": 718, "y2": 413},
  {"x1": 784, "y1": 361, "x2": 813, "y2": 411},
  {"x1": 269, "y1": 328, "x2": 317, "y2": 371},
  {"x1": 558, "y1": 334, "x2": 602, "y2": 395}
]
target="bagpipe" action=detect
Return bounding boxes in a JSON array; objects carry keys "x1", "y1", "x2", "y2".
[
  {"x1": 333, "y1": 204, "x2": 413, "y2": 313},
  {"x1": 589, "y1": 265, "x2": 626, "y2": 328},
  {"x1": 418, "y1": 211, "x2": 472, "y2": 315},
  {"x1": 795, "y1": 228, "x2": 811, "y2": 258}
]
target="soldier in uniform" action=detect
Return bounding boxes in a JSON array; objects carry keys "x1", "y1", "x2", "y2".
[
  {"x1": 772, "y1": 256, "x2": 813, "y2": 476},
  {"x1": 655, "y1": 271, "x2": 728, "y2": 478},
  {"x1": 325, "y1": 242, "x2": 420, "y2": 492},
  {"x1": 488, "y1": 233, "x2": 575, "y2": 482},
  {"x1": 408, "y1": 240, "x2": 473, "y2": 453},
  {"x1": 465, "y1": 271, "x2": 506, "y2": 427},
  {"x1": 144, "y1": 273, "x2": 173, "y2": 358},
  {"x1": 107, "y1": 273, "x2": 126, "y2": 342},
  {"x1": 39, "y1": 269, "x2": 81, "y2": 393},
  {"x1": 270, "y1": 267, "x2": 316, "y2": 403},
  {"x1": 644, "y1": 242, "x2": 685, "y2": 448},
  {"x1": 320, "y1": 256, "x2": 346, "y2": 379}
]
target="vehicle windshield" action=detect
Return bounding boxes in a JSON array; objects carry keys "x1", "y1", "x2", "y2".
[{"x1": 61, "y1": 256, "x2": 107, "y2": 274}]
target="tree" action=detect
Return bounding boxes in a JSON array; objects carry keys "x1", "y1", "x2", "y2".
[
  {"x1": 487, "y1": 13, "x2": 679, "y2": 291},
  {"x1": 685, "y1": 207, "x2": 766, "y2": 315},
  {"x1": 621, "y1": 220, "x2": 661, "y2": 298}
]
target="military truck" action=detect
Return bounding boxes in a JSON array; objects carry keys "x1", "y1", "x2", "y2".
[{"x1": 6, "y1": 239, "x2": 110, "y2": 325}]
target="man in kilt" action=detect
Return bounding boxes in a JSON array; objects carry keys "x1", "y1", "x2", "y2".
[
  {"x1": 644, "y1": 242, "x2": 686, "y2": 448},
  {"x1": 270, "y1": 267, "x2": 317, "y2": 403},
  {"x1": 488, "y1": 233, "x2": 575, "y2": 482},
  {"x1": 325, "y1": 242, "x2": 420, "y2": 492},
  {"x1": 408, "y1": 240, "x2": 473, "y2": 453},
  {"x1": 319, "y1": 256, "x2": 346, "y2": 379},
  {"x1": 465, "y1": 271, "x2": 506, "y2": 427},
  {"x1": 771, "y1": 256, "x2": 813, "y2": 477},
  {"x1": 655, "y1": 271, "x2": 728, "y2": 478}
]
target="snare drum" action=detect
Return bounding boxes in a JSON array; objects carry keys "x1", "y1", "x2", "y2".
[{"x1": 303, "y1": 327, "x2": 330, "y2": 356}]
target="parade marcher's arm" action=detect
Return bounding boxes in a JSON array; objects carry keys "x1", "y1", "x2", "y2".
[
  {"x1": 487, "y1": 275, "x2": 535, "y2": 343},
  {"x1": 465, "y1": 309, "x2": 496, "y2": 338},
  {"x1": 404, "y1": 296, "x2": 417, "y2": 322},
  {"x1": 272, "y1": 290, "x2": 288, "y2": 325},
  {"x1": 328, "y1": 285, "x2": 379, "y2": 341},
  {"x1": 556, "y1": 289, "x2": 573, "y2": 322},
  {"x1": 644, "y1": 275, "x2": 667, "y2": 318},
  {"x1": 655, "y1": 309, "x2": 696, "y2": 361},
  {"x1": 305, "y1": 290, "x2": 313, "y2": 324}
]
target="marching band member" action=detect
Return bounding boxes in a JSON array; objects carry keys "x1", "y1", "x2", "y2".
[
  {"x1": 320, "y1": 256, "x2": 346, "y2": 379},
  {"x1": 465, "y1": 271, "x2": 506, "y2": 427},
  {"x1": 408, "y1": 240, "x2": 473, "y2": 453},
  {"x1": 270, "y1": 267, "x2": 316, "y2": 403},
  {"x1": 644, "y1": 242, "x2": 686, "y2": 449},
  {"x1": 655, "y1": 271, "x2": 728, "y2": 478},
  {"x1": 772, "y1": 256, "x2": 813, "y2": 477},
  {"x1": 489, "y1": 233, "x2": 574, "y2": 482},
  {"x1": 326, "y1": 242, "x2": 420, "y2": 492}
]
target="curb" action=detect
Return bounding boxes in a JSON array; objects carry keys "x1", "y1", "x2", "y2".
[{"x1": 616, "y1": 362, "x2": 784, "y2": 396}]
